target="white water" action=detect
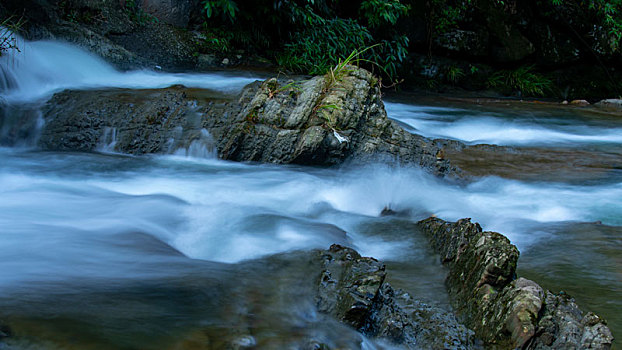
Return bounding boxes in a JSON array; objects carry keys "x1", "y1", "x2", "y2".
[
  {"x1": 0, "y1": 33, "x2": 259, "y2": 103},
  {"x1": 0, "y1": 36, "x2": 620, "y2": 347},
  {"x1": 1, "y1": 150, "x2": 620, "y2": 277},
  {"x1": 0, "y1": 35, "x2": 619, "y2": 275},
  {"x1": 385, "y1": 102, "x2": 622, "y2": 146}
]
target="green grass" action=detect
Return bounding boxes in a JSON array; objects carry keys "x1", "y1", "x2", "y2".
[
  {"x1": 487, "y1": 65, "x2": 553, "y2": 97},
  {"x1": 0, "y1": 16, "x2": 25, "y2": 56}
]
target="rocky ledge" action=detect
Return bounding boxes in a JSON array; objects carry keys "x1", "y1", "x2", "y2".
[
  {"x1": 315, "y1": 244, "x2": 474, "y2": 349},
  {"x1": 418, "y1": 217, "x2": 614, "y2": 349},
  {"x1": 0, "y1": 227, "x2": 613, "y2": 349},
  {"x1": 37, "y1": 67, "x2": 459, "y2": 177}
]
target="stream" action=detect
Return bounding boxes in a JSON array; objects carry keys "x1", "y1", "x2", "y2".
[{"x1": 0, "y1": 37, "x2": 620, "y2": 349}]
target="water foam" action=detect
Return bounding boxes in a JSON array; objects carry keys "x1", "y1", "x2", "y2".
[
  {"x1": 385, "y1": 102, "x2": 622, "y2": 146},
  {"x1": 0, "y1": 33, "x2": 259, "y2": 103}
]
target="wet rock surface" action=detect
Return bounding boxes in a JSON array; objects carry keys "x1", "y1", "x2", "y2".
[
  {"x1": 208, "y1": 68, "x2": 458, "y2": 176},
  {"x1": 2, "y1": 0, "x2": 199, "y2": 70},
  {"x1": 37, "y1": 67, "x2": 460, "y2": 176},
  {"x1": 595, "y1": 99, "x2": 622, "y2": 110},
  {"x1": 316, "y1": 244, "x2": 476, "y2": 349},
  {"x1": 418, "y1": 217, "x2": 614, "y2": 349},
  {"x1": 38, "y1": 86, "x2": 224, "y2": 155}
]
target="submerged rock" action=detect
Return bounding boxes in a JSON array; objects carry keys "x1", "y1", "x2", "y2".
[
  {"x1": 38, "y1": 67, "x2": 459, "y2": 177},
  {"x1": 418, "y1": 217, "x2": 614, "y2": 349},
  {"x1": 595, "y1": 99, "x2": 622, "y2": 110}
]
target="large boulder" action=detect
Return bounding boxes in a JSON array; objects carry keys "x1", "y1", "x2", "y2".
[
  {"x1": 38, "y1": 67, "x2": 460, "y2": 177},
  {"x1": 418, "y1": 217, "x2": 614, "y2": 349},
  {"x1": 209, "y1": 68, "x2": 457, "y2": 176}
]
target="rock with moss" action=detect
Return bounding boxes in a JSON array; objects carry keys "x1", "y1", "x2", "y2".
[
  {"x1": 37, "y1": 67, "x2": 460, "y2": 176},
  {"x1": 204, "y1": 67, "x2": 459, "y2": 176},
  {"x1": 417, "y1": 217, "x2": 614, "y2": 349}
]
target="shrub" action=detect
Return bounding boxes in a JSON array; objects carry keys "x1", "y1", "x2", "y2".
[
  {"x1": 277, "y1": 18, "x2": 373, "y2": 76},
  {"x1": 487, "y1": 65, "x2": 553, "y2": 97},
  {"x1": 0, "y1": 17, "x2": 24, "y2": 56}
]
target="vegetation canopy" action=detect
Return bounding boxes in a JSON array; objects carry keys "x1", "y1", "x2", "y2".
[{"x1": 201, "y1": 0, "x2": 410, "y2": 82}]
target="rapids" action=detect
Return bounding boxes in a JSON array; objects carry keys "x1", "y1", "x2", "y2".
[{"x1": 0, "y1": 35, "x2": 620, "y2": 348}]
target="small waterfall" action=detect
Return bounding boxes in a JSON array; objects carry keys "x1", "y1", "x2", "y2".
[
  {"x1": 97, "y1": 127, "x2": 118, "y2": 153},
  {"x1": 0, "y1": 30, "x2": 258, "y2": 104},
  {"x1": 173, "y1": 129, "x2": 217, "y2": 159},
  {"x1": 0, "y1": 28, "x2": 22, "y2": 94},
  {"x1": 0, "y1": 103, "x2": 44, "y2": 148},
  {"x1": 0, "y1": 63, "x2": 18, "y2": 92}
]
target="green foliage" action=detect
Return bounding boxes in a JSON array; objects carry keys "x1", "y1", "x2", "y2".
[
  {"x1": 587, "y1": 0, "x2": 622, "y2": 52},
  {"x1": 277, "y1": 18, "x2": 373, "y2": 76},
  {"x1": 426, "y1": 0, "x2": 472, "y2": 37},
  {"x1": 197, "y1": 26, "x2": 232, "y2": 53},
  {"x1": 266, "y1": 79, "x2": 302, "y2": 99},
  {"x1": 58, "y1": 0, "x2": 103, "y2": 24},
  {"x1": 324, "y1": 45, "x2": 381, "y2": 86},
  {"x1": 487, "y1": 65, "x2": 553, "y2": 96},
  {"x1": 316, "y1": 103, "x2": 340, "y2": 126},
  {"x1": 203, "y1": 0, "x2": 238, "y2": 23},
  {"x1": 199, "y1": 0, "x2": 410, "y2": 81},
  {"x1": 124, "y1": 0, "x2": 158, "y2": 25},
  {"x1": 360, "y1": 0, "x2": 409, "y2": 28},
  {"x1": 547, "y1": 0, "x2": 622, "y2": 52},
  {"x1": 445, "y1": 65, "x2": 465, "y2": 84},
  {"x1": 0, "y1": 17, "x2": 24, "y2": 57},
  {"x1": 278, "y1": 18, "x2": 409, "y2": 82},
  {"x1": 373, "y1": 35, "x2": 409, "y2": 79}
]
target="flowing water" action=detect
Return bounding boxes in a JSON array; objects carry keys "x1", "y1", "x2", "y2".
[{"x1": 0, "y1": 36, "x2": 620, "y2": 348}]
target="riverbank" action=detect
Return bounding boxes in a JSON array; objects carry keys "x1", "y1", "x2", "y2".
[
  {"x1": 2, "y1": 0, "x2": 621, "y2": 102},
  {"x1": 0, "y1": 4, "x2": 620, "y2": 347}
]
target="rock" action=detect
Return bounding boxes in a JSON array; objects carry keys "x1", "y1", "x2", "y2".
[
  {"x1": 209, "y1": 67, "x2": 459, "y2": 176},
  {"x1": 595, "y1": 99, "x2": 622, "y2": 110},
  {"x1": 435, "y1": 29, "x2": 489, "y2": 57},
  {"x1": 196, "y1": 53, "x2": 218, "y2": 69},
  {"x1": 316, "y1": 244, "x2": 475, "y2": 349},
  {"x1": 38, "y1": 68, "x2": 461, "y2": 177},
  {"x1": 316, "y1": 245, "x2": 386, "y2": 330},
  {"x1": 528, "y1": 292, "x2": 615, "y2": 349},
  {"x1": 38, "y1": 86, "x2": 231, "y2": 155},
  {"x1": 137, "y1": 0, "x2": 201, "y2": 28},
  {"x1": 107, "y1": 22, "x2": 198, "y2": 69},
  {"x1": 3, "y1": 0, "x2": 204, "y2": 71},
  {"x1": 417, "y1": 217, "x2": 614, "y2": 349},
  {"x1": 42, "y1": 22, "x2": 145, "y2": 70},
  {"x1": 570, "y1": 99, "x2": 590, "y2": 106}
]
